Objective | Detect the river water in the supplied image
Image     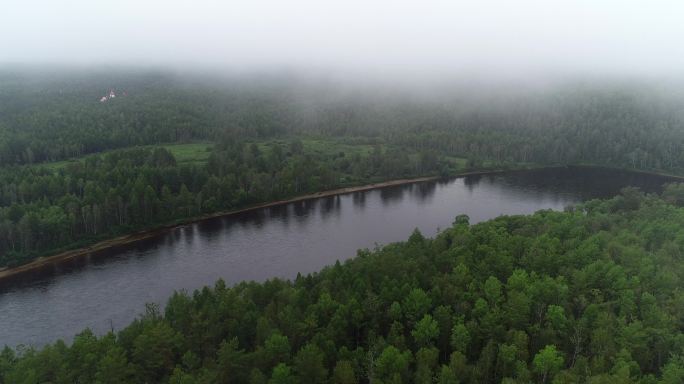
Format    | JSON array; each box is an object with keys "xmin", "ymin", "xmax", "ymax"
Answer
[{"xmin": 0, "ymin": 166, "xmax": 676, "ymax": 347}]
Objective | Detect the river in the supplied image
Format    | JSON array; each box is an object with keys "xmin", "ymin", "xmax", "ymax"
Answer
[{"xmin": 0, "ymin": 166, "xmax": 677, "ymax": 347}]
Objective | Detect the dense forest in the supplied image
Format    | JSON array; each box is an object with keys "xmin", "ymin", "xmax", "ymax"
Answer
[
  {"xmin": 0, "ymin": 138, "xmax": 452, "ymax": 267},
  {"xmin": 2, "ymin": 71, "xmax": 684, "ymax": 172},
  {"xmin": 3, "ymin": 70, "xmax": 684, "ymax": 268},
  {"xmin": 2, "ymin": 71, "xmax": 684, "ymax": 383},
  {"xmin": 3, "ymin": 187, "xmax": 684, "ymax": 383}
]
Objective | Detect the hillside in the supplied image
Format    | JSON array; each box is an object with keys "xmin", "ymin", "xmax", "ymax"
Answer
[{"xmin": 3, "ymin": 71, "xmax": 684, "ymax": 268}]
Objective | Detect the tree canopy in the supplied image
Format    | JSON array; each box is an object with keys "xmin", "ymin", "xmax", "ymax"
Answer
[{"xmin": 3, "ymin": 188, "xmax": 684, "ymax": 383}]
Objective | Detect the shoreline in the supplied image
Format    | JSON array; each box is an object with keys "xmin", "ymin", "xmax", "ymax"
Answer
[
  {"xmin": 569, "ymin": 163, "xmax": 684, "ymax": 182},
  {"xmin": 0, "ymin": 173, "xmax": 461, "ymax": 282},
  {"xmin": 2, "ymin": 163, "xmax": 674, "ymax": 283}
]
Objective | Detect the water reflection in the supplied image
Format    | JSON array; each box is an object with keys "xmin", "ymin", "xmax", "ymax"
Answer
[
  {"xmin": 379, "ymin": 185, "xmax": 406, "ymax": 206},
  {"xmin": 463, "ymin": 172, "xmax": 486, "ymax": 191},
  {"xmin": 0, "ymin": 166, "xmax": 676, "ymax": 347},
  {"xmin": 267, "ymin": 205, "xmax": 289, "ymax": 222},
  {"xmin": 319, "ymin": 196, "xmax": 341, "ymax": 219},
  {"xmin": 170, "ymin": 227, "xmax": 183, "ymax": 243},
  {"xmin": 352, "ymin": 191, "xmax": 366, "ymax": 209},
  {"xmin": 292, "ymin": 200, "xmax": 308, "ymax": 219},
  {"xmin": 183, "ymin": 226, "xmax": 195, "ymax": 245},
  {"xmin": 411, "ymin": 182, "xmax": 437, "ymax": 204}
]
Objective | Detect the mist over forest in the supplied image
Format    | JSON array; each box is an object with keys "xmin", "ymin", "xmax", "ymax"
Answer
[
  {"xmin": 2, "ymin": 67, "xmax": 684, "ymax": 172},
  {"xmin": 4, "ymin": 1, "xmax": 684, "ymax": 383}
]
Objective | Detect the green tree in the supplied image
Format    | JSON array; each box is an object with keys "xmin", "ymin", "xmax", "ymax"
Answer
[
  {"xmin": 216, "ymin": 337, "xmax": 247, "ymax": 383},
  {"xmin": 332, "ymin": 360, "xmax": 357, "ymax": 384},
  {"xmin": 484, "ymin": 276, "xmax": 503, "ymax": 304},
  {"xmin": 533, "ymin": 345, "xmax": 564, "ymax": 384},
  {"xmin": 450, "ymin": 322, "xmax": 470, "ymax": 353},
  {"xmin": 264, "ymin": 333, "xmax": 291, "ymax": 367},
  {"xmin": 403, "ymin": 288, "xmax": 431, "ymax": 325},
  {"xmin": 131, "ymin": 321, "xmax": 180, "ymax": 381},
  {"xmin": 659, "ymin": 356, "xmax": 684, "ymax": 384},
  {"xmin": 373, "ymin": 346, "xmax": 412, "ymax": 384},
  {"xmin": 412, "ymin": 314, "xmax": 439, "ymax": 347},
  {"xmin": 269, "ymin": 363, "xmax": 296, "ymax": 384},
  {"xmin": 415, "ymin": 347, "xmax": 439, "ymax": 384},
  {"xmin": 95, "ymin": 346, "xmax": 132, "ymax": 383},
  {"xmin": 437, "ymin": 365, "xmax": 459, "ymax": 384},
  {"xmin": 294, "ymin": 344, "xmax": 327, "ymax": 383}
]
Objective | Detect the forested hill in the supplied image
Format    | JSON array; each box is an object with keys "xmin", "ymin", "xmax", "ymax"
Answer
[
  {"xmin": 2, "ymin": 70, "xmax": 684, "ymax": 172},
  {"xmin": 4, "ymin": 187, "xmax": 684, "ymax": 383},
  {"xmin": 3, "ymin": 69, "xmax": 684, "ymax": 269}
]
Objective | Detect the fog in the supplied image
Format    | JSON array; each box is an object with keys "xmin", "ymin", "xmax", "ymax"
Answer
[{"xmin": 2, "ymin": 0, "xmax": 684, "ymax": 82}]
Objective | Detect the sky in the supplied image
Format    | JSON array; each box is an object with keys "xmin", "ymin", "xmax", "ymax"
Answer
[{"xmin": 2, "ymin": 0, "xmax": 684, "ymax": 80}]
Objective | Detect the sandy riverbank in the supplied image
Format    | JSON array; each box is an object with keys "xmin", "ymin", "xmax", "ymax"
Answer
[
  {"xmin": 0, "ymin": 174, "xmax": 456, "ymax": 282},
  {"xmin": 5, "ymin": 163, "xmax": 671, "ymax": 283}
]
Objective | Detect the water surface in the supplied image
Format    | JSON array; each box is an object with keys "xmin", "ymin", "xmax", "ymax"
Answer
[{"xmin": 0, "ymin": 166, "xmax": 675, "ymax": 347}]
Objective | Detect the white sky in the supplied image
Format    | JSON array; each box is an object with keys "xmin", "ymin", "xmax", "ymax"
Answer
[{"xmin": 1, "ymin": 0, "xmax": 683, "ymax": 79}]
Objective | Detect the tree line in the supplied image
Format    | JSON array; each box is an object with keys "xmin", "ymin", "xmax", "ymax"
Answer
[
  {"xmin": 0, "ymin": 140, "xmax": 451, "ymax": 267},
  {"xmin": 3, "ymin": 71, "xmax": 684, "ymax": 175},
  {"xmin": 3, "ymin": 187, "xmax": 684, "ymax": 383}
]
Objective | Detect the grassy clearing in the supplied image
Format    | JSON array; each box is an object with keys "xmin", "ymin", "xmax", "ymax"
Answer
[
  {"xmin": 38, "ymin": 142, "xmax": 214, "ymax": 171},
  {"xmin": 301, "ymin": 138, "xmax": 376, "ymax": 157},
  {"xmin": 35, "ymin": 138, "xmax": 470, "ymax": 175},
  {"xmin": 162, "ymin": 143, "xmax": 213, "ymax": 165},
  {"xmin": 41, "ymin": 159, "xmax": 79, "ymax": 171},
  {"xmin": 443, "ymin": 155, "xmax": 468, "ymax": 169},
  {"xmin": 257, "ymin": 138, "xmax": 384, "ymax": 156},
  {"xmin": 255, "ymin": 138, "xmax": 375, "ymax": 158},
  {"xmin": 38, "ymin": 138, "xmax": 378, "ymax": 172}
]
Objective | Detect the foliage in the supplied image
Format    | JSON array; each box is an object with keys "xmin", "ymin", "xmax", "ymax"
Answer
[
  {"xmin": 3, "ymin": 188, "xmax": 684, "ymax": 383},
  {"xmin": 4, "ymin": 70, "xmax": 684, "ymax": 267},
  {"xmin": 3, "ymin": 71, "xmax": 684, "ymax": 176},
  {"xmin": 0, "ymin": 138, "xmax": 454, "ymax": 267}
]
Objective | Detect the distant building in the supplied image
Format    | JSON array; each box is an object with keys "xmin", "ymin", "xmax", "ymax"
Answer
[
  {"xmin": 100, "ymin": 96, "xmax": 108, "ymax": 103},
  {"xmin": 109, "ymin": 90, "xmax": 116, "ymax": 98}
]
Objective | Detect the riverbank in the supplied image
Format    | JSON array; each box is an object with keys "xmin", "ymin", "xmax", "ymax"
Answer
[
  {"xmin": 0, "ymin": 173, "xmax": 458, "ymax": 282},
  {"xmin": 1, "ymin": 164, "xmax": 676, "ymax": 348},
  {"xmin": 7, "ymin": 163, "xmax": 667, "ymax": 283},
  {"xmin": 571, "ymin": 163, "xmax": 684, "ymax": 182}
]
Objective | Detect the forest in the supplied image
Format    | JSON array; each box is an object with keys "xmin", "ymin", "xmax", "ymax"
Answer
[
  {"xmin": 3, "ymin": 71, "xmax": 684, "ymax": 267},
  {"xmin": 3, "ymin": 187, "xmax": 684, "ymax": 383},
  {"xmin": 2, "ymin": 71, "xmax": 684, "ymax": 383},
  {"xmin": 0, "ymin": 138, "xmax": 453, "ymax": 267},
  {"xmin": 2, "ymin": 71, "xmax": 684, "ymax": 172},
  {"xmin": 4, "ymin": 0, "xmax": 684, "ymax": 380}
]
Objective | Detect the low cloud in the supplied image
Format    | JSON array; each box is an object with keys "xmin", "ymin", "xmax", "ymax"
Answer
[{"xmin": 2, "ymin": 0, "xmax": 683, "ymax": 82}]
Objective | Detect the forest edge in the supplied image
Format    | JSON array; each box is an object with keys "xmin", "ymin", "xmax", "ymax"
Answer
[
  {"xmin": 0, "ymin": 174, "xmax": 445, "ymax": 283},
  {"xmin": 4, "ymin": 164, "xmax": 682, "ymax": 284}
]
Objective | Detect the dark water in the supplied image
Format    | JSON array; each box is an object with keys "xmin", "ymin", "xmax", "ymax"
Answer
[{"xmin": 0, "ymin": 167, "xmax": 676, "ymax": 347}]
